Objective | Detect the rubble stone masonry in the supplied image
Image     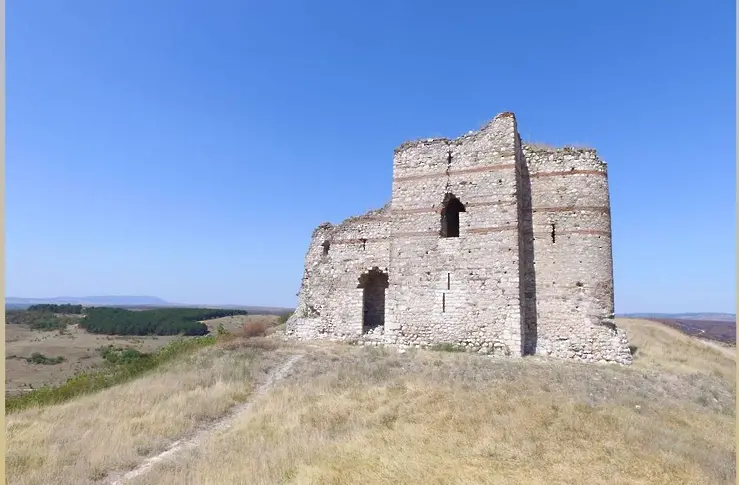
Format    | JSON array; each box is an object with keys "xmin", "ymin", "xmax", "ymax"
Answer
[{"xmin": 286, "ymin": 112, "xmax": 632, "ymax": 365}]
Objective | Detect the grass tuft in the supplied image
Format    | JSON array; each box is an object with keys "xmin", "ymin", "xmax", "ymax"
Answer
[
  {"xmin": 26, "ymin": 353, "xmax": 66, "ymax": 365},
  {"xmin": 430, "ymin": 343, "xmax": 467, "ymax": 353}
]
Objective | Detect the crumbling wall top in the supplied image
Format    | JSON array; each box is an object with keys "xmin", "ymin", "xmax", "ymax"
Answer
[
  {"xmin": 522, "ymin": 141, "xmax": 607, "ymax": 174},
  {"xmin": 311, "ymin": 202, "xmax": 391, "ymax": 238},
  {"xmin": 522, "ymin": 142, "xmax": 597, "ymax": 154},
  {"xmin": 393, "ymin": 111, "xmax": 518, "ymax": 155},
  {"xmin": 334, "ymin": 202, "xmax": 390, "ymax": 226},
  {"xmin": 393, "ymin": 137, "xmax": 452, "ymax": 154}
]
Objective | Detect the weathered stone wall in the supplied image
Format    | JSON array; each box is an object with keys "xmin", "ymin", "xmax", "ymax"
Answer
[
  {"xmin": 286, "ymin": 205, "xmax": 392, "ymax": 339},
  {"xmin": 520, "ymin": 144, "xmax": 631, "ymax": 364},
  {"xmin": 287, "ymin": 112, "xmax": 632, "ymax": 365},
  {"xmin": 385, "ymin": 113, "xmax": 523, "ymax": 355}
]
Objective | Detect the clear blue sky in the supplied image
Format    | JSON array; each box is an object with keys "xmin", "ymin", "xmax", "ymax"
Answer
[{"xmin": 7, "ymin": 0, "xmax": 735, "ymax": 312}]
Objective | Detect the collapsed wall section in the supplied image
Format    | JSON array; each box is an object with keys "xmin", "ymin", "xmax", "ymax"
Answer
[
  {"xmin": 521, "ymin": 144, "xmax": 632, "ymax": 364},
  {"xmin": 286, "ymin": 205, "xmax": 391, "ymax": 339},
  {"xmin": 386, "ymin": 113, "xmax": 524, "ymax": 355}
]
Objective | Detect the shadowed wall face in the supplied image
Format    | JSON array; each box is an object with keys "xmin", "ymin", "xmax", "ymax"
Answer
[{"xmin": 515, "ymin": 135, "xmax": 538, "ymax": 356}]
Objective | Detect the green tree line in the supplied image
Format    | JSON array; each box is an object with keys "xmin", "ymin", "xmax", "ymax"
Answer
[
  {"xmin": 79, "ymin": 307, "xmax": 248, "ymax": 336},
  {"xmin": 27, "ymin": 303, "xmax": 84, "ymax": 314},
  {"xmin": 7, "ymin": 306, "xmax": 249, "ymax": 336}
]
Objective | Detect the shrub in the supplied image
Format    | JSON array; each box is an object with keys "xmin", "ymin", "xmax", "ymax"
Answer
[
  {"xmin": 277, "ymin": 311, "xmax": 293, "ymax": 325},
  {"xmin": 26, "ymin": 353, "xmax": 66, "ymax": 365},
  {"xmin": 98, "ymin": 346, "xmax": 149, "ymax": 365},
  {"xmin": 216, "ymin": 323, "xmax": 230, "ymax": 337},
  {"xmin": 242, "ymin": 321, "xmax": 268, "ymax": 338}
]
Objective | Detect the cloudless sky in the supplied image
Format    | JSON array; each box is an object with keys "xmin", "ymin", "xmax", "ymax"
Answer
[{"xmin": 7, "ymin": 0, "xmax": 736, "ymax": 312}]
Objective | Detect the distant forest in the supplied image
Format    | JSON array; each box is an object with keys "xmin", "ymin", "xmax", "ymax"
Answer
[
  {"xmin": 7, "ymin": 306, "xmax": 248, "ymax": 336},
  {"xmin": 80, "ymin": 307, "xmax": 248, "ymax": 336},
  {"xmin": 27, "ymin": 303, "xmax": 85, "ymax": 314}
]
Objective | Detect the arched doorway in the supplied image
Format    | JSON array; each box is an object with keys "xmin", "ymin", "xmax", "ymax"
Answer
[{"xmin": 357, "ymin": 267, "xmax": 389, "ymax": 332}]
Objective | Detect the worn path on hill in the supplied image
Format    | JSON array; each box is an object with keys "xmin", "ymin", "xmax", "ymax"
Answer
[{"xmin": 106, "ymin": 352, "xmax": 304, "ymax": 485}]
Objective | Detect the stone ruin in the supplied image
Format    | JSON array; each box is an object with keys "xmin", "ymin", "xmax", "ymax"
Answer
[{"xmin": 286, "ymin": 112, "xmax": 632, "ymax": 365}]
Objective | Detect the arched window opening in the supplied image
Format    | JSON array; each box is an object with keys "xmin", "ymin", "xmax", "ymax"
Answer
[
  {"xmin": 357, "ymin": 267, "xmax": 389, "ymax": 332},
  {"xmin": 440, "ymin": 194, "xmax": 466, "ymax": 238},
  {"xmin": 321, "ymin": 240, "xmax": 330, "ymax": 256}
]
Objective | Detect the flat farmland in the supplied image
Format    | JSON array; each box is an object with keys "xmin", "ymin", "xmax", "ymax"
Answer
[
  {"xmin": 5, "ymin": 314, "xmax": 279, "ymax": 393},
  {"xmin": 648, "ymin": 318, "xmax": 736, "ymax": 345}
]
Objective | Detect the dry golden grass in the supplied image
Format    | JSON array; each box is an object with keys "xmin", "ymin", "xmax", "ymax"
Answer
[
  {"xmin": 240, "ymin": 321, "xmax": 269, "ymax": 338},
  {"xmin": 617, "ymin": 318, "xmax": 736, "ymax": 379},
  {"xmin": 203, "ymin": 314, "xmax": 278, "ymax": 334},
  {"xmin": 6, "ymin": 319, "xmax": 736, "ymax": 485},
  {"xmin": 128, "ymin": 319, "xmax": 735, "ymax": 485},
  {"xmin": 5, "ymin": 341, "xmax": 290, "ymax": 485}
]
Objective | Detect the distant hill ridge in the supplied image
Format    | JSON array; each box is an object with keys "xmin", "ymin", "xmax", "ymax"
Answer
[
  {"xmin": 619, "ymin": 312, "xmax": 736, "ymax": 323},
  {"xmin": 5, "ymin": 296, "xmax": 293, "ymax": 314},
  {"xmin": 6, "ymin": 296, "xmax": 168, "ymax": 306}
]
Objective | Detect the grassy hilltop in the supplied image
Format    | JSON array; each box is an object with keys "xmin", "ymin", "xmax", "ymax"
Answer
[{"xmin": 5, "ymin": 317, "xmax": 736, "ymax": 485}]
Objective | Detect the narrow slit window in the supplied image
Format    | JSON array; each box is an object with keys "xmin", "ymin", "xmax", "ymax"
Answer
[
  {"xmin": 442, "ymin": 293, "xmax": 446, "ymax": 312},
  {"xmin": 550, "ymin": 224, "xmax": 556, "ymax": 243},
  {"xmin": 447, "ymin": 273, "xmax": 451, "ymax": 290}
]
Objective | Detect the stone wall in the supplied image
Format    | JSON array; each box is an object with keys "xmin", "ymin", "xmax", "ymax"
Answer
[
  {"xmin": 385, "ymin": 113, "xmax": 523, "ymax": 355},
  {"xmin": 520, "ymin": 144, "xmax": 632, "ymax": 364},
  {"xmin": 286, "ymin": 112, "xmax": 632, "ymax": 365},
  {"xmin": 286, "ymin": 205, "xmax": 392, "ymax": 339}
]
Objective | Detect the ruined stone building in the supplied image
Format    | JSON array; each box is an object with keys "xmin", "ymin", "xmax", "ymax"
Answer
[{"xmin": 286, "ymin": 112, "xmax": 632, "ymax": 365}]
